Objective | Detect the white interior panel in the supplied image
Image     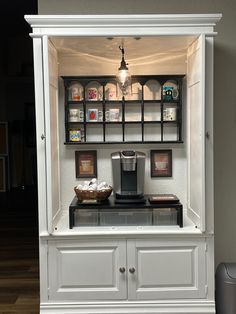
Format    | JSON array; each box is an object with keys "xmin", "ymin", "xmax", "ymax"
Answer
[
  {"xmin": 48, "ymin": 40, "xmax": 61, "ymax": 225},
  {"xmin": 42, "ymin": 37, "xmax": 60, "ymax": 233},
  {"xmin": 143, "ymin": 124, "xmax": 161, "ymax": 141},
  {"xmin": 49, "ymin": 87, "xmax": 60, "ymax": 220},
  {"xmin": 55, "ymin": 36, "xmax": 189, "ymax": 215},
  {"xmin": 59, "ymin": 148, "xmax": 187, "ymax": 217},
  {"xmin": 58, "ymin": 53, "xmax": 187, "ymax": 76},
  {"xmin": 105, "ymin": 124, "xmax": 123, "ymax": 142},
  {"xmin": 51, "ymin": 36, "xmax": 196, "ymax": 76},
  {"xmin": 189, "ymin": 84, "xmax": 202, "ymax": 218},
  {"xmin": 187, "ymin": 35, "xmax": 205, "ymax": 231}
]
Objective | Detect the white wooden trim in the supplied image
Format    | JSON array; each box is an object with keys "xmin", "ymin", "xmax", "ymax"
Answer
[
  {"xmin": 206, "ymin": 236, "xmax": 215, "ymax": 300},
  {"xmin": 205, "ymin": 37, "xmax": 214, "ymax": 234},
  {"xmin": 47, "ymin": 39, "xmax": 61, "ymax": 229},
  {"xmin": 201, "ymin": 34, "xmax": 206, "ymax": 232},
  {"xmin": 33, "ymin": 37, "xmax": 48, "ymax": 233},
  {"xmin": 25, "ymin": 14, "xmax": 222, "ymax": 28},
  {"xmin": 39, "ymin": 239, "xmax": 49, "ymax": 302},
  {"xmin": 42, "ymin": 36, "xmax": 53, "ymax": 234},
  {"xmin": 187, "ymin": 34, "xmax": 206, "ymax": 232},
  {"xmin": 39, "ymin": 301, "xmax": 216, "ymax": 313},
  {"xmin": 25, "ymin": 14, "xmax": 221, "ymax": 37}
]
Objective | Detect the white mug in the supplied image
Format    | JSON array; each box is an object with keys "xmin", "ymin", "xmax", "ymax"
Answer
[
  {"xmin": 71, "ymin": 86, "xmax": 81, "ymax": 101},
  {"xmin": 87, "ymin": 88, "xmax": 98, "ymax": 100},
  {"xmin": 105, "ymin": 108, "xmax": 120, "ymax": 121},
  {"xmin": 163, "ymin": 108, "xmax": 177, "ymax": 121},
  {"xmin": 106, "ymin": 88, "xmax": 117, "ymax": 100},
  {"xmin": 68, "ymin": 109, "xmax": 84, "ymax": 122},
  {"xmin": 98, "ymin": 110, "xmax": 103, "ymax": 121}
]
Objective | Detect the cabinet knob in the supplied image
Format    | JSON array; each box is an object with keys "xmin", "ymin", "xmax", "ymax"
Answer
[
  {"xmin": 119, "ymin": 267, "xmax": 126, "ymax": 273},
  {"xmin": 129, "ymin": 267, "xmax": 135, "ymax": 274}
]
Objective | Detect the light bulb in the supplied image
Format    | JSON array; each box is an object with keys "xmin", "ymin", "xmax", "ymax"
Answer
[{"xmin": 117, "ymin": 70, "xmax": 131, "ymax": 95}]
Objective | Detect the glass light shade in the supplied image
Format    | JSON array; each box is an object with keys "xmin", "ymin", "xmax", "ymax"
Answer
[{"xmin": 116, "ymin": 69, "xmax": 131, "ymax": 95}]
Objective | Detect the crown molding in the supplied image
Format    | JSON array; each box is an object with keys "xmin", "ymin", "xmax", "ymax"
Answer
[{"xmin": 25, "ymin": 14, "xmax": 222, "ymax": 37}]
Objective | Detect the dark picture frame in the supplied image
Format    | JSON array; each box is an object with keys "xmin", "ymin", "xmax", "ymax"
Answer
[
  {"xmin": 150, "ymin": 150, "xmax": 172, "ymax": 177},
  {"xmin": 75, "ymin": 150, "xmax": 97, "ymax": 178}
]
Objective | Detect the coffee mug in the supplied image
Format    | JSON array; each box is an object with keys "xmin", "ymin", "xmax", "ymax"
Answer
[
  {"xmin": 106, "ymin": 88, "xmax": 117, "ymax": 100},
  {"xmin": 98, "ymin": 110, "xmax": 103, "ymax": 121},
  {"xmin": 71, "ymin": 86, "xmax": 81, "ymax": 101},
  {"xmin": 87, "ymin": 88, "xmax": 98, "ymax": 100},
  {"xmin": 172, "ymin": 88, "xmax": 179, "ymax": 100},
  {"xmin": 105, "ymin": 108, "xmax": 120, "ymax": 121},
  {"xmin": 163, "ymin": 86, "xmax": 173, "ymax": 100},
  {"xmin": 68, "ymin": 109, "xmax": 84, "ymax": 122},
  {"xmin": 69, "ymin": 129, "xmax": 81, "ymax": 142},
  {"xmin": 87, "ymin": 109, "xmax": 98, "ymax": 121},
  {"xmin": 163, "ymin": 108, "xmax": 177, "ymax": 121}
]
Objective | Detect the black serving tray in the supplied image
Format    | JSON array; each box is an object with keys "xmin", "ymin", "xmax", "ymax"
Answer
[{"xmin": 148, "ymin": 194, "xmax": 179, "ymax": 204}]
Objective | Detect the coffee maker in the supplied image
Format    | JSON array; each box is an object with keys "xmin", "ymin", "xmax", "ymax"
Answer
[{"xmin": 111, "ymin": 151, "xmax": 146, "ymax": 203}]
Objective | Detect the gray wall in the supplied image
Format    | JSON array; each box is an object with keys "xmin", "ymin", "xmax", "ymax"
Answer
[{"xmin": 38, "ymin": 0, "xmax": 236, "ymax": 267}]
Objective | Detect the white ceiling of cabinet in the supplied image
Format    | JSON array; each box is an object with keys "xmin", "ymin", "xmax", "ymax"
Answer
[{"xmin": 50, "ymin": 35, "xmax": 197, "ymax": 62}]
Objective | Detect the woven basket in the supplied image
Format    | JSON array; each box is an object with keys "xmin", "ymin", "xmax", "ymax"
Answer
[{"xmin": 74, "ymin": 186, "xmax": 112, "ymax": 201}]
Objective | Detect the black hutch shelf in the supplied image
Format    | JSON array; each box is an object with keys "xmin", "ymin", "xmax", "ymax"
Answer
[
  {"xmin": 62, "ymin": 75, "xmax": 185, "ymax": 145},
  {"xmin": 69, "ymin": 195, "xmax": 183, "ymax": 229}
]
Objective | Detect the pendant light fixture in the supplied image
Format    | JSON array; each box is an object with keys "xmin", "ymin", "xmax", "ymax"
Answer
[{"xmin": 116, "ymin": 44, "xmax": 131, "ymax": 95}]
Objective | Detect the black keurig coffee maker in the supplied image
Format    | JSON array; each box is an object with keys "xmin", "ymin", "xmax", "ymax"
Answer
[{"xmin": 111, "ymin": 151, "xmax": 146, "ymax": 203}]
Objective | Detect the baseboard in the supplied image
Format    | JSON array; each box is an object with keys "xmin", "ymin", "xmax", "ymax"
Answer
[{"xmin": 40, "ymin": 300, "xmax": 215, "ymax": 314}]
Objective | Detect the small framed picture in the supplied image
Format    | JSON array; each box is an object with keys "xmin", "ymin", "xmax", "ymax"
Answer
[
  {"xmin": 75, "ymin": 150, "xmax": 97, "ymax": 178},
  {"xmin": 150, "ymin": 150, "xmax": 172, "ymax": 177}
]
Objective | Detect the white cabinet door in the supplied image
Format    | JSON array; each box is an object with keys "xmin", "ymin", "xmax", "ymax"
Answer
[
  {"xmin": 42, "ymin": 36, "xmax": 61, "ymax": 233},
  {"xmin": 48, "ymin": 239, "xmax": 126, "ymax": 301},
  {"xmin": 187, "ymin": 34, "xmax": 206, "ymax": 232},
  {"xmin": 127, "ymin": 238, "xmax": 206, "ymax": 300}
]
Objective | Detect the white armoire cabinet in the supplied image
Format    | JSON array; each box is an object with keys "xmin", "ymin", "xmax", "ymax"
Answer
[{"xmin": 25, "ymin": 14, "xmax": 221, "ymax": 314}]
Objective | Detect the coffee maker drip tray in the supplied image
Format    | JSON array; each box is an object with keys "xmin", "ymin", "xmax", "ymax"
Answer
[{"xmin": 115, "ymin": 193, "xmax": 146, "ymax": 204}]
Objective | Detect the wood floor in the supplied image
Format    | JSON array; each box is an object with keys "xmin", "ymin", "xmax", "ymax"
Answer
[{"xmin": 0, "ymin": 187, "xmax": 39, "ymax": 314}]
